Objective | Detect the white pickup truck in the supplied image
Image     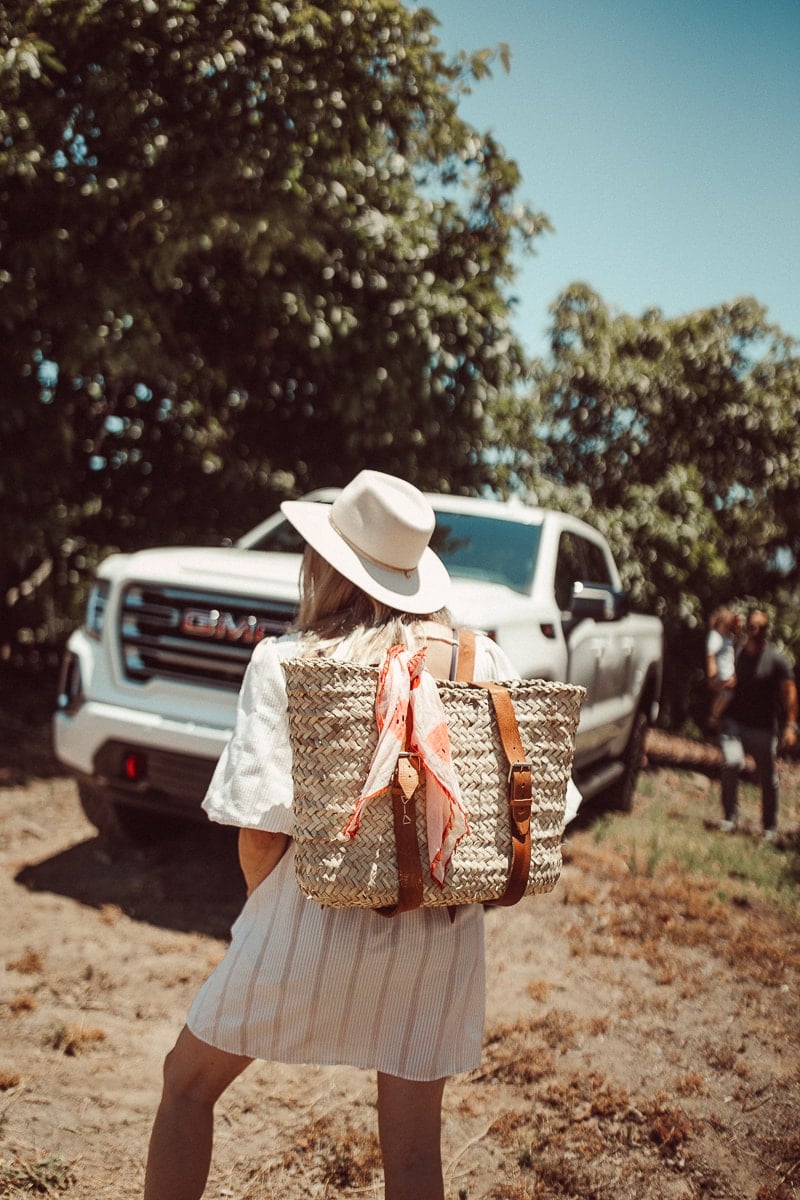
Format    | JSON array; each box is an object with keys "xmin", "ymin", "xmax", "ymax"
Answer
[{"xmin": 54, "ymin": 491, "xmax": 663, "ymax": 839}]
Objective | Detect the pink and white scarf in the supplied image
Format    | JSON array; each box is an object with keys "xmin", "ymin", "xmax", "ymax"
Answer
[{"xmin": 341, "ymin": 644, "xmax": 470, "ymax": 887}]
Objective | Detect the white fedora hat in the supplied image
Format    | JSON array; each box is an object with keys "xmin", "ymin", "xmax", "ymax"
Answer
[{"xmin": 281, "ymin": 470, "xmax": 451, "ymax": 614}]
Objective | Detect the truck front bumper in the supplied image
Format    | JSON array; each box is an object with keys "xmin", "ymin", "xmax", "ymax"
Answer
[{"xmin": 54, "ymin": 698, "xmax": 230, "ymax": 808}]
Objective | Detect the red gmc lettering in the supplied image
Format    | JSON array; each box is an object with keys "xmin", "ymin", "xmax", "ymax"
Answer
[{"xmin": 180, "ymin": 609, "xmax": 270, "ymax": 644}]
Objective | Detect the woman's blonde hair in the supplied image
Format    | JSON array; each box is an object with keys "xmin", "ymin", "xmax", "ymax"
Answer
[
  {"xmin": 709, "ymin": 605, "xmax": 735, "ymax": 633},
  {"xmin": 292, "ymin": 547, "xmax": 451, "ymax": 664}
]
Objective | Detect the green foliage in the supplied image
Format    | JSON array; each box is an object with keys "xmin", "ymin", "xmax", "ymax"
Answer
[
  {"xmin": 530, "ymin": 284, "xmax": 800, "ymax": 724},
  {"xmin": 0, "ymin": 0, "xmax": 548, "ymax": 653},
  {"xmin": 4, "ymin": 1, "xmax": 797, "ymax": 716}
]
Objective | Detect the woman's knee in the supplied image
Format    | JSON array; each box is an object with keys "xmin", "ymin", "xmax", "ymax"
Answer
[{"xmin": 161, "ymin": 1026, "xmax": 250, "ymax": 1108}]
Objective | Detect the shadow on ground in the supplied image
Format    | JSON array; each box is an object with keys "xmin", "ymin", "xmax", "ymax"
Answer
[{"xmin": 15, "ymin": 822, "xmax": 244, "ymax": 939}]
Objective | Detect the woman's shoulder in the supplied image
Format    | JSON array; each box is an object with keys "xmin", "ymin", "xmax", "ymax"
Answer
[
  {"xmin": 242, "ymin": 634, "xmax": 306, "ymax": 690},
  {"xmin": 251, "ymin": 633, "xmax": 303, "ymax": 665}
]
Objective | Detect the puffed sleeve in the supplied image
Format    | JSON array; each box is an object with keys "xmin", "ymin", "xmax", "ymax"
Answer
[
  {"xmin": 201, "ymin": 639, "xmax": 295, "ymax": 833},
  {"xmin": 472, "ymin": 634, "xmax": 519, "ymax": 683}
]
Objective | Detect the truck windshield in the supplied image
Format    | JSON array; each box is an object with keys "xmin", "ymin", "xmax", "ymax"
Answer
[
  {"xmin": 431, "ymin": 512, "xmax": 541, "ymax": 594},
  {"xmin": 247, "ymin": 510, "xmax": 541, "ymax": 595}
]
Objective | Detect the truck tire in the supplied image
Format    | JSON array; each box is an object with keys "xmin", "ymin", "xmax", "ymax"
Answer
[
  {"xmin": 77, "ymin": 780, "xmax": 179, "ymax": 845},
  {"xmin": 605, "ymin": 710, "xmax": 649, "ymax": 813}
]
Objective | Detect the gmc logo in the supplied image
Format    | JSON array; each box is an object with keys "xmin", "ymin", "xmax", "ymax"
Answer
[{"xmin": 181, "ymin": 608, "xmax": 273, "ymax": 645}]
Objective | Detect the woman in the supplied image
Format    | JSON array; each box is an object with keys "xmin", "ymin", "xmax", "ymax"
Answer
[
  {"xmin": 705, "ymin": 605, "xmax": 740, "ymax": 732},
  {"xmin": 143, "ymin": 470, "xmax": 518, "ymax": 1200}
]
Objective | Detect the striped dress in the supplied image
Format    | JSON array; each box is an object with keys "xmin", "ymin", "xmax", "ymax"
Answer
[{"xmin": 187, "ymin": 632, "xmax": 517, "ymax": 1081}]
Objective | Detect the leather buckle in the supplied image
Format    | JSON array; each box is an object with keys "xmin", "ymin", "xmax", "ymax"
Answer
[
  {"xmin": 507, "ymin": 761, "xmax": 532, "ymax": 789},
  {"xmin": 395, "ymin": 752, "xmax": 422, "ymax": 808},
  {"xmin": 507, "ymin": 762, "xmax": 532, "ymax": 838}
]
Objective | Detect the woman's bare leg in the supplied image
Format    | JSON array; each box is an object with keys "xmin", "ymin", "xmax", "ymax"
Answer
[
  {"xmin": 376, "ymin": 1072, "xmax": 447, "ymax": 1200},
  {"xmin": 144, "ymin": 1025, "xmax": 252, "ymax": 1200}
]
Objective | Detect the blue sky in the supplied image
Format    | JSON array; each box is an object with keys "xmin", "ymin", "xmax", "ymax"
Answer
[{"xmin": 423, "ymin": 0, "xmax": 800, "ymax": 356}]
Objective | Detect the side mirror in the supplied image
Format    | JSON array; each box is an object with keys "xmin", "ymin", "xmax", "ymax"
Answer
[{"xmin": 570, "ymin": 582, "xmax": 629, "ymax": 623}]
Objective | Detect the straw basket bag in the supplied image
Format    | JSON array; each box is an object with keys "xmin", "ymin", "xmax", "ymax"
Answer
[{"xmin": 283, "ymin": 642, "xmax": 585, "ymax": 914}]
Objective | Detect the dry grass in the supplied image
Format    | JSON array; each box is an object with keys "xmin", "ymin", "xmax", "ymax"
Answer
[
  {"xmin": 253, "ymin": 1114, "xmax": 385, "ymax": 1199},
  {"xmin": 592, "ymin": 763, "xmax": 800, "ymax": 920},
  {"xmin": 6, "ymin": 996, "xmax": 37, "ymax": 1016},
  {"xmin": 6, "ymin": 951, "xmax": 44, "ymax": 976},
  {"xmin": 0, "ymin": 1155, "xmax": 76, "ymax": 1195},
  {"xmin": 673, "ymin": 1071, "xmax": 707, "ymax": 1096},
  {"xmin": 47, "ymin": 1024, "xmax": 106, "ymax": 1056},
  {"xmin": 1, "ymin": 726, "xmax": 798, "ymax": 1199},
  {"xmin": 566, "ymin": 767, "xmax": 800, "ymax": 1006},
  {"xmin": 450, "ymin": 759, "xmax": 800, "ymax": 1200},
  {"xmin": 470, "ymin": 1069, "xmax": 684, "ymax": 1199}
]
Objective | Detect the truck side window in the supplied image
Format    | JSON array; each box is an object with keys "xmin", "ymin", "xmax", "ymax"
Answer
[
  {"xmin": 555, "ymin": 533, "xmax": 583, "ymax": 612},
  {"xmin": 582, "ymin": 539, "xmax": 613, "ymax": 586}
]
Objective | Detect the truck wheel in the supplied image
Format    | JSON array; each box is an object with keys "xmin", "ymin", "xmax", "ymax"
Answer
[
  {"xmin": 77, "ymin": 781, "xmax": 178, "ymax": 845},
  {"xmin": 606, "ymin": 710, "xmax": 649, "ymax": 813}
]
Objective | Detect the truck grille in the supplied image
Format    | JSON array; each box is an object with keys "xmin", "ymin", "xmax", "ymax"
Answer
[{"xmin": 119, "ymin": 584, "xmax": 297, "ymax": 688}]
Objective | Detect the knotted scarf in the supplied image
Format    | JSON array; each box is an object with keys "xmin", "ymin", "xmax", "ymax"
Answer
[{"xmin": 341, "ymin": 644, "xmax": 470, "ymax": 886}]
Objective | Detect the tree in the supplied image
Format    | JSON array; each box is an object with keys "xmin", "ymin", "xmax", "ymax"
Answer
[
  {"xmin": 530, "ymin": 284, "xmax": 800, "ymax": 725},
  {"xmin": 0, "ymin": 0, "xmax": 549, "ymax": 656}
]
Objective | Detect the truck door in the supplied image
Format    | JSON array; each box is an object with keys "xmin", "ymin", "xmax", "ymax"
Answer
[
  {"xmin": 556, "ymin": 532, "xmax": 628, "ymax": 760},
  {"xmin": 555, "ymin": 535, "xmax": 599, "ymax": 699}
]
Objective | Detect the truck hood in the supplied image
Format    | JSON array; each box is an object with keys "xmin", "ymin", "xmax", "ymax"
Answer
[
  {"xmin": 99, "ymin": 547, "xmax": 530, "ymax": 618},
  {"xmin": 446, "ymin": 577, "xmax": 534, "ymax": 628},
  {"xmin": 101, "ymin": 546, "xmax": 303, "ymax": 604}
]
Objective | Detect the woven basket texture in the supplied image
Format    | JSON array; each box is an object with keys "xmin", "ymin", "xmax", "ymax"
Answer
[{"xmin": 283, "ymin": 658, "xmax": 585, "ymax": 908}]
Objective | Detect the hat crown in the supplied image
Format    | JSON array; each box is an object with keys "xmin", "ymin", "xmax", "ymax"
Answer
[
  {"xmin": 330, "ymin": 471, "xmax": 435, "ymax": 574},
  {"xmin": 280, "ymin": 469, "xmax": 450, "ymax": 614}
]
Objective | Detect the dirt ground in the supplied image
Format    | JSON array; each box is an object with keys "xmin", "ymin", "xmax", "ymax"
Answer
[{"xmin": 1, "ymin": 702, "xmax": 799, "ymax": 1199}]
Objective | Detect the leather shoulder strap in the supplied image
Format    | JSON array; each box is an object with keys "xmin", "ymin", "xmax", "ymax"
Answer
[
  {"xmin": 377, "ymin": 754, "xmax": 424, "ymax": 917},
  {"xmin": 470, "ymin": 682, "xmax": 532, "ymax": 907},
  {"xmin": 455, "ymin": 628, "xmax": 476, "ymax": 682},
  {"xmin": 454, "ymin": 627, "xmax": 531, "ymax": 910}
]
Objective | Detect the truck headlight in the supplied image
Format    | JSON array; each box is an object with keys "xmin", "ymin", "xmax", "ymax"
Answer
[{"xmin": 85, "ymin": 580, "xmax": 110, "ymax": 638}]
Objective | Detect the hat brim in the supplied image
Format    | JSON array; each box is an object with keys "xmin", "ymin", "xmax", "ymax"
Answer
[{"xmin": 281, "ymin": 500, "xmax": 451, "ymax": 615}]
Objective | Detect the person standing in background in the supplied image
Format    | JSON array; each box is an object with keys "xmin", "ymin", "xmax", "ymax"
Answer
[{"xmin": 718, "ymin": 608, "xmax": 798, "ymax": 839}]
